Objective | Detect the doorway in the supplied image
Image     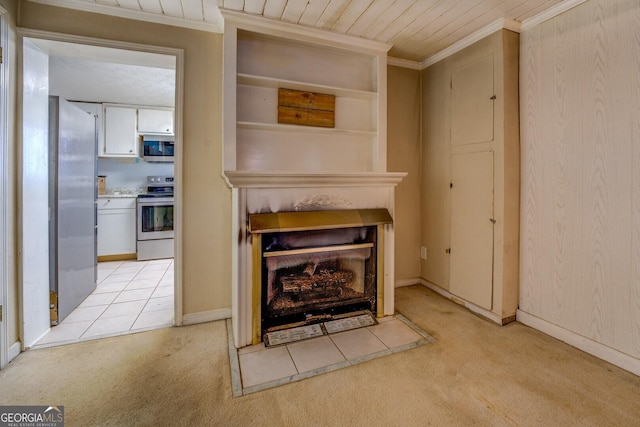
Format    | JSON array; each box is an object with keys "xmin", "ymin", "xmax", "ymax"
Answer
[{"xmin": 19, "ymin": 30, "xmax": 183, "ymax": 348}]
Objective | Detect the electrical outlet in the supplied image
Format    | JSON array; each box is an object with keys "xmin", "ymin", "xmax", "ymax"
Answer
[{"xmin": 420, "ymin": 246, "xmax": 427, "ymax": 260}]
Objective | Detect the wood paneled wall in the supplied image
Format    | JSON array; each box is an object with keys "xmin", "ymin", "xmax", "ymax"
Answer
[{"xmin": 520, "ymin": 0, "xmax": 640, "ymax": 359}]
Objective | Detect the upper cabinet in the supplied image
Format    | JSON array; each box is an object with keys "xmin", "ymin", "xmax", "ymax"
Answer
[
  {"xmin": 103, "ymin": 105, "xmax": 138, "ymax": 157},
  {"xmin": 100, "ymin": 104, "xmax": 174, "ymax": 158},
  {"xmin": 222, "ymin": 11, "xmax": 391, "ymax": 173},
  {"xmin": 137, "ymin": 108, "xmax": 174, "ymax": 134}
]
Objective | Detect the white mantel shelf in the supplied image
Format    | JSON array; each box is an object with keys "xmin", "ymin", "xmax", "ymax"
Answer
[{"xmin": 223, "ymin": 171, "xmax": 407, "ymax": 188}]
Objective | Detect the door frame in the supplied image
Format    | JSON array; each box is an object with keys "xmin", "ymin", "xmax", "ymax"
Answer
[
  {"xmin": 17, "ymin": 28, "xmax": 185, "ymax": 346},
  {"xmin": 0, "ymin": 5, "xmax": 9, "ymax": 368}
]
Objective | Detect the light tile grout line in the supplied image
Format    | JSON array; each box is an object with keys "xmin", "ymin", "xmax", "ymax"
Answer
[
  {"xmin": 33, "ymin": 260, "xmax": 175, "ymax": 349},
  {"xmin": 230, "ymin": 314, "xmax": 437, "ymax": 397}
]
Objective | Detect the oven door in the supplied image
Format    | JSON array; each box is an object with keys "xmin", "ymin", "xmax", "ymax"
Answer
[{"xmin": 137, "ymin": 197, "xmax": 174, "ymax": 241}]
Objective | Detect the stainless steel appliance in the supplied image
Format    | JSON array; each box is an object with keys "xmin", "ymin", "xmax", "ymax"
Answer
[
  {"xmin": 142, "ymin": 135, "xmax": 174, "ymax": 162},
  {"xmin": 137, "ymin": 176, "xmax": 174, "ymax": 260},
  {"xmin": 48, "ymin": 96, "xmax": 97, "ymax": 323}
]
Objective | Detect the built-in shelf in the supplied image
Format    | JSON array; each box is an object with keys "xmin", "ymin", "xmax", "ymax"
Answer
[
  {"xmin": 224, "ymin": 13, "xmax": 390, "ymax": 173},
  {"xmin": 236, "ymin": 121, "xmax": 377, "ymax": 136},
  {"xmin": 237, "ymin": 73, "xmax": 378, "ymax": 100}
]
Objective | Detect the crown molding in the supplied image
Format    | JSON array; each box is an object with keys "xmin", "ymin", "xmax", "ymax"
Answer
[
  {"xmin": 387, "ymin": 57, "xmax": 421, "ymax": 70},
  {"xmin": 26, "ymin": 0, "xmax": 224, "ymax": 33},
  {"xmin": 520, "ymin": 0, "xmax": 589, "ymax": 31},
  {"xmin": 421, "ymin": 17, "xmax": 521, "ymax": 69}
]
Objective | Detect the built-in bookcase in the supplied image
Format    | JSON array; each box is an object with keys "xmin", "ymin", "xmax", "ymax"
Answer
[{"xmin": 222, "ymin": 11, "xmax": 391, "ymax": 173}]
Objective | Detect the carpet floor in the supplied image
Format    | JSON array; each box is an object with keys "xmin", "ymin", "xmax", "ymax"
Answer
[{"xmin": 1, "ymin": 285, "xmax": 639, "ymax": 426}]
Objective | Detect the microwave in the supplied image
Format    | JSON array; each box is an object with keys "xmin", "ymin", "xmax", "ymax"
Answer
[{"xmin": 142, "ymin": 135, "xmax": 174, "ymax": 162}]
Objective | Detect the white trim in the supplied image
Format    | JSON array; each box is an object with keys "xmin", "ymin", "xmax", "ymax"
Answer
[
  {"xmin": 520, "ymin": 0, "xmax": 590, "ymax": 31},
  {"xmin": 26, "ymin": 0, "xmax": 224, "ymax": 34},
  {"xmin": 421, "ymin": 18, "xmax": 521, "ymax": 69},
  {"xmin": 172, "ymin": 46, "xmax": 185, "ymax": 328},
  {"xmin": 0, "ymin": 6, "xmax": 9, "ymax": 369},
  {"xmin": 517, "ymin": 310, "xmax": 640, "ymax": 377},
  {"xmin": 394, "ymin": 278, "xmax": 422, "ymax": 288},
  {"xmin": 16, "ymin": 28, "xmax": 185, "ymax": 336},
  {"xmin": 220, "ymin": 9, "xmax": 392, "ymax": 55},
  {"xmin": 223, "ymin": 171, "xmax": 407, "ymax": 189},
  {"xmin": 182, "ymin": 308, "xmax": 232, "ymax": 326},
  {"xmin": 17, "ymin": 28, "xmax": 183, "ymax": 58},
  {"xmin": 387, "ymin": 57, "xmax": 421, "ymax": 70},
  {"xmin": 419, "ymin": 280, "xmax": 504, "ymax": 325},
  {"xmin": 8, "ymin": 341, "xmax": 20, "ymax": 363}
]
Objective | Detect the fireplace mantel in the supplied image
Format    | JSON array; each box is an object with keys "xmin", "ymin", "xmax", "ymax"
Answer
[{"xmin": 223, "ymin": 171, "xmax": 407, "ymax": 189}]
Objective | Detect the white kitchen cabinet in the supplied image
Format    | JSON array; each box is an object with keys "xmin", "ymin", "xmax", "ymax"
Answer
[
  {"xmin": 137, "ymin": 108, "xmax": 174, "ymax": 134},
  {"xmin": 97, "ymin": 198, "xmax": 136, "ymax": 257},
  {"xmin": 103, "ymin": 105, "xmax": 138, "ymax": 157}
]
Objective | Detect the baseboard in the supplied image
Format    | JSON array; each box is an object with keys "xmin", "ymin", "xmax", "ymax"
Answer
[
  {"xmin": 517, "ymin": 310, "xmax": 640, "ymax": 377},
  {"xmin": 97, "ymin": 253, "xmax": 136, "ymax": 262},
  {"xmin": 418, "ymin": 280, "xmax": 510, "ymax": 325},
  {"xmin": 182, "ymin": 307, "xmax": 231, "ymax": 326},
  {"xmin": 394, "ymin": 278, "xmax": 422, "ymax": 288},
  {"xmin": 8, "ymin": 341, "xmax": 20, "ymax": 363}
]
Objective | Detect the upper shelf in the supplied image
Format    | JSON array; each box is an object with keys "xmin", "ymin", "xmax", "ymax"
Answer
[
  {"xmin": 236, "ymin": 121, "xmax": 377, "ymax": 136},
  {"xmin": 237, "ymin": 73, "xmax": 378, "ymax": 101}
]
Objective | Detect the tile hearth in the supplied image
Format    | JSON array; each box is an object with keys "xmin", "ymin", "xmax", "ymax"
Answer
[{"xmin": 227, "ymin": 314, "xmax": 435, "ymax": 396}]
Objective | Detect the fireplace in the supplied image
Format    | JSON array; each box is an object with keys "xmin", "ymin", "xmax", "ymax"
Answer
[
  {"xmin": 248, "ymin": 209, "xmax": 392, "ymax": 341},
  {"xmin": 224, "ymin": 172, "xmax": 406, "ymax": 347}
]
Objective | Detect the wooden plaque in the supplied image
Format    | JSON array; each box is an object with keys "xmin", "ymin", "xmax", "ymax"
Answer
[{"xmin": 277, "ymin": 88, "xmax": 335, "ymax": 128}]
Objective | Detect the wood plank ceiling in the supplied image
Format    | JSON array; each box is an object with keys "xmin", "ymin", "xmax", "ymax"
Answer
[{"xmin": 33, "ymin": 0, "xmax": 567, "ymax": 62}]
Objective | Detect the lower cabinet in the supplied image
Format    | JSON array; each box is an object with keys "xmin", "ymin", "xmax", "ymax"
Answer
[{"xmin": 97, "ymin": 198, "xmax": 136, "ymax": 258}]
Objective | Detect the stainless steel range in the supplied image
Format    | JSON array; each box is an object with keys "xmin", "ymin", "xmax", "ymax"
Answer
[{"xmin": 137, "ymin": 176, "xmax": 174, "ymax": 261}]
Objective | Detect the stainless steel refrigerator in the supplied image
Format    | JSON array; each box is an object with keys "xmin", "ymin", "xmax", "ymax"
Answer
[{"xmin": 48, "ymin": 96, "xmax": 97, "ymax": 324}]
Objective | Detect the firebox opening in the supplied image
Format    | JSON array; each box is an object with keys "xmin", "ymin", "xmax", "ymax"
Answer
[{"xmin": 261, "ymin": 226, "xmax": 378, "ymax": 334}]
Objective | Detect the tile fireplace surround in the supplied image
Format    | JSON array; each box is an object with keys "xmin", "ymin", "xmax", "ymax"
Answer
[{"xmin": 224, "ymin": 172, "xmax": 406, "ymax": 348}]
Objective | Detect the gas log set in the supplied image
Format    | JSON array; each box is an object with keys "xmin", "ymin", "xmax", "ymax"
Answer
[
  {"xmin": 248, "ymin": 209, "xmax": 392, "ymax": 339},
  {"xmin": 261, "ymin": 226, "xmax": 378, "ymax": 332}
]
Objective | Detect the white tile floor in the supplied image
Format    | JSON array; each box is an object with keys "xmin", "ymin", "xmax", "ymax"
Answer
[
  {"xmin": 233, "ymin": 315, "xmax": 435, "ymax": 395},
  {"xmin": 35, "ymin": 259, "xmax": 174, "ymax": 348}
]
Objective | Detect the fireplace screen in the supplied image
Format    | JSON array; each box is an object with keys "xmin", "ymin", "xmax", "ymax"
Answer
[{"xmin": 260, "ymin": 226, "xmax": 377, "ymax": 332}]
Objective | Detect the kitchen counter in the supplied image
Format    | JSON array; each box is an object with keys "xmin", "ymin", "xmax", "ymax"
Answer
[
  {"xmin": 98, "ymin": 188, "xmax": 145, "ymax": 198},
  {"xmin": 98, "ymin": 193, "xmax": 140, "ymax": 199}
]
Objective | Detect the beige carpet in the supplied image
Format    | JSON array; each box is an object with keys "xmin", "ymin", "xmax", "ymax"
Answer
[{"xmin": 1, "ymin": 285, "xmax": 639, "ymax": 426}]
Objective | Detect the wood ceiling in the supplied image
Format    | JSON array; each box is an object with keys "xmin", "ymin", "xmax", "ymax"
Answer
[{"xmin": 31, "ymin": 0, "xmax": 578, "ymax": 63}]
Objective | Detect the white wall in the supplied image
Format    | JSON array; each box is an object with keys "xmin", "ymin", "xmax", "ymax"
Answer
[{"xmin": 519, "ymin": 0, "xmax": 640, "ymax": 372}]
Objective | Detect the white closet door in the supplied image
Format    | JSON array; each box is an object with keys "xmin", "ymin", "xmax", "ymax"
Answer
[{"xmin": 449, "ymin": 151, "xmax": 494, "ymax": 310}]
